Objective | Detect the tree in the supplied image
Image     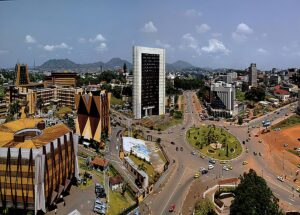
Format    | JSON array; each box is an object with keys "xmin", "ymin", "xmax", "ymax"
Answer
[
  {"xmin": 226, "ymin": 144, "xmax": 229, "ymax": 157},
  {"xmin": 24, "ymin": 105, "xmax": 29, "ymax": 117},
  {"xmin": 123, "ymin": 63, "xmax": 127, "ymax": 74},
  {"xmin": 230, "ymin": 169, "xmax": 283, "ymax": 215},
  {"xmin": 245, "ymin": 86, "xmax": 266, "ymax": 102},
  {"xmin": 195, "ymin": 198, "xmax": 216, "ymax": 215},
  {"xmin": 36, "ymin": 98, "xmax": 44, "ymax": 114},
  {"xmin": 238, "ymin": 116, "xmax": 243, "ymax": 125},
  {"xmin": 8, "ymin": 100, "xmax": 20, "ymax": 118},
  {"xmin": 67, "ymin": 116, "xmax": 75, "ymax": 131}
]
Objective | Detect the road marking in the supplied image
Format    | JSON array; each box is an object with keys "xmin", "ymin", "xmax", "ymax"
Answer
[
  {"xmin": 289, "ymin": 198, "xmax": 295, "ymax": 202},
  {"xmin": 273, "ymin": 192, "xmax": 280, "ymax": 197},
  {"xmin": 159, "ymin": 168, "xmax": 187, "ymax": 215}
]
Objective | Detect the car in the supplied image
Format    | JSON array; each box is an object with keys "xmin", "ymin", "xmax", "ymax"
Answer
[
  {"xmin": 223, "ymin": 166, "xmax": 229, "ymax": 171},
  {"xmin": 255, "ymin": 134, "xmax": 259, "ymax": 137},
  {"xmin": 208, "ymin": 164, "xmax": 214, "ymax": 170},
  {"xmin": 227, "ymin": 165, "xmax": 233, "ymax": 170},
  {"xmin": 298, "ymin": 138, "xmax": 300, "ymax": 141},
  {"xmin": 169, "ymin": 204, "xmax": 176, "ymax": 212},
  {"xmin": 194, "ymin": 173, "xmax": 200, "ymax": 179},
  {"xmin": 201, "ymin": 169, "xmax": 208, "ymax": 175},
  {"xmin": 220, "ymin": 161, "xmax": 227, "ymax": 164},
  {"xmin": 199, "ymin": 167, "xmax": 205, "ymax": 172},
  {"xmin": 200, "ymin": 154, "xmax": 206, "ymax": 159},
  {"xmin": 285, "ymin": 113, "xmax": 289, "ymax": 116},
  {"xmin": 253, "ymin": 152, "xmax": 257, "ymax": 156},
  {"xmin": 209, "ymin": 159, "xmax": 216, "ymax": 164},
  {"xmin": 246, "ymin": 148, "xmax": 249, "ymax": 153},
  {"xmin": 180, "ymin": 147, "xmax": 183, "ymax": 151},
  {"xmin": 284, "ymin": 144, "xmax": 288, "ymax": 147},
  {"xmin": 258, "ymin": 140, "xmax": 262, "ymax": 143},
  {"xmin": 181, "ymin": 127, "xmax": 185, "ymax": 130},
  {"xmin": 242, "ymin": 141, "xmax": 245, "ymax": 145},
  {"xmin": 277, "ymin": 176, "xmax": 284, "ymax": 182},
  {"xmin": 296, "ymin": 187, "xmax": 300, "ymax": 193},
  {"xmin": 258, "ymin": 152, "xmax": 262, "ymax": 156},
  {"xmin": 242, "ymin": 161, "xmax": 248, "ymax": 165},
  {"xmin": 84, "ymin": 172, "xmax": 93, "ymax": 179},
  {"xmin": 171, "ymin": 141, "xmax": 175, "ymax": 145},
  {"xmin": 191, "ymin": 151, "xmax": 196, "ymax": 156}
]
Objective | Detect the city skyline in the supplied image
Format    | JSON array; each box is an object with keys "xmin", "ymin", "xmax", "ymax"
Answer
[{"xmin": 1, "ymin": 0, "xmax": 300, "ymax": 69}]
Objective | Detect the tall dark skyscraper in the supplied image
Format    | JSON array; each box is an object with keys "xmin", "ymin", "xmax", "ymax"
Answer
[
  {"xmin": 15, "ymin": 63, "xmax": 30, "ymax": 86},
  {"xmin": 133, "ymin": 46, "xmax": 165, "ymax": 119}
]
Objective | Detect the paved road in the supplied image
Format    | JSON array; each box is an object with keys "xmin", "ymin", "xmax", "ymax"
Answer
[
  {"xmin": 110, "ymin": 91, "xmax": 300, "ymax": 214},
  {"xmin": 143, "ymin": 91, "xmax": 300, "ymax": 214}
]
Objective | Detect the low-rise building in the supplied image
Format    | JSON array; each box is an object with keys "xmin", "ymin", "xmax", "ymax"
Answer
[
  {"xmin": 274, "ymin": 85, "xmax": 290, "ymax": 101},
  {"xmin": 91, "ymin": 156, "xmax": 108, "ymax": 171},
  {"xmin": 109, "ymin": 175, "xmax": 124, "ymax": 191}
]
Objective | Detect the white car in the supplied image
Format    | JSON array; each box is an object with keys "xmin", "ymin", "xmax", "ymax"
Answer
[
  {"xmin": 199, "ymin": 167, "xmax": 206, "ymax": 172},
  {"xmin": 223, "ymin": 166, "xmax": 229, "ymax": 171},
  {"xmin": 208, "ymin": 164, "xmax": 214, "ymax": 170},
  {"xmin": 277, "ymin": 176, "xmax": 284, "ymax": 182}
]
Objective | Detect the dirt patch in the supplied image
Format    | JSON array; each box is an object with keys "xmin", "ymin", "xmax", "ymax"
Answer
[{"xmin": 261, "ymin": 125, "xmax": 300, "ymax": 186}]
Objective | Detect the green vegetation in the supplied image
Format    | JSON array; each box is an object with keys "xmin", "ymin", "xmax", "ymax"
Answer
[
  {"xmin": 194, "ymin": 198, "xmax": 216, "ymax": 215},
  {"xmin": 56, "ymin": 106, "xmax": 73, "ymax": 115},
  {"xmin": 0, "ymin": 86, "xmax": 4, "ymax": 98},
  {"xmin": 111, "ymin": 95, "xmax": 124, "ymax": 106},
  {"xmin": 230, "ymin": 169, "xmax": 283, "ymax": 215},
  {"xmin": 154, "ymin": 117, "xmax": 183, "ymax": 131},
  {"xmin": 174, "ymin": 76, "xmax": 204, "ymax": 90},
  {"xmin": 236, "ymin": 89, "xmax": 245, "ymax": 102},
  {"xmin": 245, "ymin": 86, "xmax": 266, "ymax": 102},
  {"xmin": 187, "ymin": 125, "xmax": 242, "ymax": 160},
  {"xmin": 272, "ymin": 114, "xmax": 300, "ymax": 129},
  {"xmin": 107, "ymin": 190, "xmax": 135, "ymax": 215},
  {"xmin": 129, "ymin": 154, "xmax": 156, "ymax": 184}
]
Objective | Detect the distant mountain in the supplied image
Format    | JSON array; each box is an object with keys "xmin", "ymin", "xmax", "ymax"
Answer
[
  {"xmin": 39, "ymin": 58, "xmax": 198, "ymax": 72},
  {"xmin": 39, "ymin": 58, "xmax": 132, "ymax": 71}
]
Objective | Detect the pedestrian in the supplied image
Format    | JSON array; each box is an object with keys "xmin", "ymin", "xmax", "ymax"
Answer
[
  {"xmin": 63, "ymin": 201, "xmax": 66, "ymax": 206},
  {"xmin": 54, "ymin": 208, "xmax": 57, "ymax": 214}
]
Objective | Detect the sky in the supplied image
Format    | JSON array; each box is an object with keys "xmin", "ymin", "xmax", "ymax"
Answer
[{"xmin": 1, "ymin": 0, "xmax": 300, "ymax": 70}]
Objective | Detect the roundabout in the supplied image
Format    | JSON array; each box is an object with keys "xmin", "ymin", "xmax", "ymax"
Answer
[{"xmin": 187, "ymin": 125, "xmax": 242, "ymax": 160}]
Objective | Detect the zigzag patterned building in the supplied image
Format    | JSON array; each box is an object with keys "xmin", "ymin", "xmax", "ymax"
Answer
[
  {"xmin": 0, "ymin": 118, "xmax": 79, "ymax": 214},
  {"xmin": 75, "ymin": 91, "xmax": 111, "ymax": 143}
]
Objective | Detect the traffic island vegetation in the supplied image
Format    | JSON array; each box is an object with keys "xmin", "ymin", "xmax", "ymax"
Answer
[
  {"xmin": 187, "ymin": 125, "xmax": 242, "ymax": 160},
  {"xmin": 272, "ymin": 114, "xmax": 300, "ymax": 129}
]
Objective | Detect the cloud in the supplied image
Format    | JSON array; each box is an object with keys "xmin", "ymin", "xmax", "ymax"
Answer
[
  {"xmin": 89, "ymin": 34, "xmax": 106, "ymax": 43},
  {"xmin": 232, "ymin": 23, "xmax": 254, "ymax": 42},
  {"xmin": 181, "ymin": 33, "xmax": 201, "ymax": 55},
  {"xmin": 201, "ymin": 39, "xmax": 230, "ymax": 55},
  {"xmin": 96, "ymin": 42, "xmax": 107, "ymax": 52},
  {"xmin": 43, "ymin": 43, "xmax": 72, "ymax": 51},
  {"xmin": 0, "ymin": 50, "xmax": 8, "ymax": 54},
  {"xmin": 78, "ymin": 37, "xmax": 86, "ymax": 43},
  {"xmin": 185, "ymin": 9, "xmax": 202, "ymax": 17},
  {"xmin": 257, "ymin": 48, "xmax": 268, "ymax": 54},
  {"xmin": 25, "ymin": 35, "xmax": 37, "ymax": 44},
  {"xmin": 141, "ymin": 21, "xmax": 157, "ymax": 33},
  {"xmin": 196, "ymin": 24, "xmax": 211, "ymax": 34},
  {"xmin": 155, "ymin": 40, "xmax": 173, "ymax": 50},
  {"xmin": 261, "ymin": 33, "xmax": 267, "ymax": 38},
  {"xmin": 211, "ymin": 32, "xmax": 222, "ymax": 37}
]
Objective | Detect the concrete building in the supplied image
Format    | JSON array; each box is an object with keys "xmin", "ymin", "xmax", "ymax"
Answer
[
  {"xmin": 75, "ymin": 91, "xmax": 111, "ymax": 144},
  {"xmin": 0, "ymin": 100, "xmax": 7, "ymax": 118},
  {"xmin": 15, "ymin": 64, "xmax": 30, "ymax": 86},
  {"xmin": 27, "ymin": 87, "xmax": 83, "ymax": 115},
  {"xmin": 209, "ymin": 81, "xmax": 236, "ymax": 117},
  {"xmin": 269, "ymin": 75, "xmax": 281, "ymax": 86},
  {"xmin": 0, "ymin": 118, "xmax": 79, "ymax": 214},
  {"xmin": 248, "ymin": 63, "xmax": 257, "ymax": 87},
  {"xmin": 133, "ymin": 46, "xmax": 165, "ymax": 119},
  {"xmin": 44, "ymin": 72, "xmax": 78, "ymax": 88}
]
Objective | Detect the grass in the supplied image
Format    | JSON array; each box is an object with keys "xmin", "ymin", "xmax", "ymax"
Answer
[
  {"xmin": 156, "ymin": 145, "xmax": 167, "ymax": 163},
  {"xmin": 272, "ymin": 114, "xmax": 300, "ymax": 129},
  {"xmin": 154, "ymin": 117, "xmax": 183, "ymax": 131},
  {"xmin": 236, "ymin": 89, "xmax": 245, "ymax": 102},
  {"xmin": 129, "ymin": 154, "xmax": 156, "ymax": 184},
  {"xmin": 111, "ymin": 95, "xmax": 124, "ymax": 106},
  {"xmin": 187, "ymin": 125, "xmax": 242, "ymax": 160},
  {"xmin": 107, "ymin": 191, "xmax": 135, "ymax": 215}
]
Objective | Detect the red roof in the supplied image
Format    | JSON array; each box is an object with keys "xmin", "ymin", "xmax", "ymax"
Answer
[
  {"xmin": 109, "ymin": 175, "xmax": 123, "ymax": 185},
  {"xmin": 91, "ymin": 156, "xmax": 108, "ymax": 167},
  {"xmin": 274, "ymin": 85, "xmax": 289, "ymax": 95}
]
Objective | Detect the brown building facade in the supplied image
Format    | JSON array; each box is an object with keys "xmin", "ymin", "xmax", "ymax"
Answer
[
  {"xmin": 44, "ymin": 72, "xmax": 78, "ymax": 88},
  {"xmin": 75, "ymin": 91, "xmax": 111, "ymax": 143},
  {"xmin": 0, "ymin": 119, "xmax": 79, "ymax": 214}
]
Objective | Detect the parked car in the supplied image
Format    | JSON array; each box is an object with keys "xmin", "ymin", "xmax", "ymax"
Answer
[
  {"xmin": 191, "ymin": 151, "xmax": 196, "ymax": 156},
  {"xmin": 84, "ymin": 172, "xmax": 93, "ymax": 179},
  {"xmin": 277, "ymin": 176, "xmax": 284, "ymax": 182},
  {"xmin": 208, "ymin": 164, "xmax": 214, "ymax": 170},
  {"xmin": 194, "ymin": 173, "xmax": 200, "ymax": 179},
  {"xmin": 253, "ymin": 152, "xmax": 257, "ymax": 156},
  {"xmin": 171, "ymin": 141, "xmax": 175, "ymax": 145},
  {"xmin": 180, "ymin": 147, "xmax": 183, "ymax": 151},
  {"xmin": 284, "ymin": 144, "xmax": 288, "ymax": 147},
  {"xmin": 223, "ymin": 166, "xmax": 229, "ymax": 171},
  {"xmin": 242, "ymin": 161, "xmax": 248, "ymax": 165},
  {"xmin": 201, "ymin": 169, "xmax": 208, "ymax": 175},
  {"xmin": 169, "ymin": 204, "xmax": 176, "ymax": 212},
  {"xmin": 209, "ymin": 159, "xmax": 216, "ymax": 164}
]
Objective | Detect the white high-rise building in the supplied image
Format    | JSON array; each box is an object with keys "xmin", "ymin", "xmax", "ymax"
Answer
[
  {"xmin": 133, "ymin": 46, "xmax": 165, "ymax": 119},
  {"xmin": 210, "ymin": 81, "xmax": 236, "ymax": 117}
]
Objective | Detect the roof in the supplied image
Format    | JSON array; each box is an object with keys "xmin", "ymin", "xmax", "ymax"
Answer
[
  {"xmin": 274, "ymin": 85, "xmax": 289, "ymax": 95},
  {"xmin": 109, "ymin": 175, "xmax": 123, "ymax": 185},
  {"xmin": 0, "ymin": 118, "xmax": 71, "ymax": 149},
  {"xmin": 91, "ymin": 156, "xmax": 108, "ymax": 167}
]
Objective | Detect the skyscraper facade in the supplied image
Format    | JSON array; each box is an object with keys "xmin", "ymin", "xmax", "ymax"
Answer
[
  {"xmin": 248, "ymin": 63, "xmax": 257, "ymax": 87},
  {"xmin": 133, "ymin": 46, "xmax": 165, "ymax": 119}
]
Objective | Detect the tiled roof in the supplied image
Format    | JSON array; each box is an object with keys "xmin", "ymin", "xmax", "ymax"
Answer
[
  {"xmin": 274, "ymin": 85, "xmax": 289, "ymax": 95},
  {"xmin": 91, "ymin": 156, "xmax": 108, "ymax": 167},
  {"xmin": 0, "ymin": 118, "xmax": 71, "ymax": 149}
]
